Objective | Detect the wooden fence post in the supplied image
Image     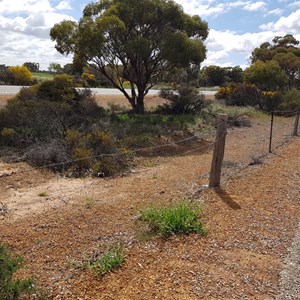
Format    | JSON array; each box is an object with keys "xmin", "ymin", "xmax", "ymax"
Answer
[
  {"xmin": 269, "ymin": 111, "xmax": 274, "ymax": 153},
  {"xmin": 293, "ymin": 108, "xmax": 300, "ymax": 136},
  {"xmin": 209, "ymin": 114, "xmax": 228, "ymax": 188}
]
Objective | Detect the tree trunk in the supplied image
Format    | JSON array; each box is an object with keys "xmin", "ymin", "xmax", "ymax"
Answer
[{"xmin": 133, "ymin": 94, "xmax": 145, "ymax": 114}]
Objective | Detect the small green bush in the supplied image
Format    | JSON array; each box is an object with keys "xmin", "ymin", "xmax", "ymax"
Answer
[
  {"xmin": 158, "ymin": 87, "xmax": 207, "ymax": 114},
  {"xmin": 140, "ymin": 201, "xmax": 207, "ymax": 237},
  {"xmin": 88, "ymin": 243, "xmax": 124, "ymax": 276},
  {"xmin": 0, "ymin": 243, "xmax": 35, "ymax": 299},
  {"xmin": 64, "ymin": 129, "xmax": 129, "ymax": 177}
]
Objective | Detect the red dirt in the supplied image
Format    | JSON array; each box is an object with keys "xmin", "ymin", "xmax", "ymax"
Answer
[{"xmin": 0, "ymin": 99, "xmax": 299, "ymax": 299}]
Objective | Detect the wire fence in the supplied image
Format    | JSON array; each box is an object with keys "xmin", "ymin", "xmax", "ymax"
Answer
[
  {"xmin": 221, "ymin": 108, "xmax": 299, "ymax": 186},
  {"xmin": 0, "ymin": 108, "xmax": 299, "ymax": 218},
  {"xmin": 0, "ymin": 110, "xmax": 298, "ymax": 179}
]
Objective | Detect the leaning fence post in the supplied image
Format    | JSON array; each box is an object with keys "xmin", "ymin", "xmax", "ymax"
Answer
[
  {"xmin": 293, "ymin": 108, "xmax": 300, "ymax": 136},
  {"xmin": 209, "ymin": 114, "xmax": 228, "ymax": 188}
]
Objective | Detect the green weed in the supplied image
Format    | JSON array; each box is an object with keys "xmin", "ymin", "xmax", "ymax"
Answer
[
  {"xmin": 0, "ymin": 243, "xmax": 35, "ymax": 299},
  {"xmin": 88, "ymin": 243, "xmax": 124, "ymax": 276},
  {"xmin": 140, "ymin": 200, "xmax": 207, "ymax": 237}
]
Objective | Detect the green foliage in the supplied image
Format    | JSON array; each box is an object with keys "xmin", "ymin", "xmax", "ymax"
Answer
[
  {"xmin": 36, "ymin": 74, "xmax": 77, "ymax": 102},
  {"xmin": 0, "ymin": 77, "xmax": 103, "ymax": 144},
  {"xmin": 250, "ymin": 34, "xmax": 300, "ymax": 89},
  {"xmin": 200, "ymin": 66, "xmax": 243, "ymax": 87},
  {"xmin": 159, "ymin": 87, "xmax": 208, "ymax": 114},
  {"xmin": 202, "ymin": 103, "xmax": 262, "ymax": 127},
  {"xmin": 260, "ymin": 91, "xmax": 283, "ymax": 112},
  {"xmin": 244, "ymin": 60, "xmax": 288, "ymax": 91},
  {"xmin": 215, "ymin": 83, "xmax": 296, "ymax": 112},
  {"xmin": 0, "ymin": 243, "xmax": 35, "ymax": 299},
  {"xmin": 0, "ymin": 78, "xmax": 111, "ymax": 176},
  {"xmin": 64, "ymin": 129, "xmax": 129, "ymax": 177},
  {"xmin": 279, "ymin": 89, "xmax": 300, "ymax": 111},
  {"xmin": 8, "ymin": 66, "xmax": 33, "ymax": 85},
  {"xmin": 0, "ymin": 67, "xmax": 14, "ymax": 84},
  {"xmin": 110, "ymin": 113, "xmax": 197, "ymax": 147},
  {"xmin": 251, "ymin": 34, "xmax": 300, "ymax": 63},
  {"xmin": 48, "ymin": 62, "xmax": 63, "ymax": 74},
  {"xmin": 215, "ymin": 83, "xmax": 261, "ymax": 107},
  {"xmin": 88, "ymin": 243, "xmax": 124, "ymax": 276},
  {"xmin": 140, "ymin": 200, "xmax": 206, "ymax": 237},
  {"xmin": 50, "ymin": 0, "xmax": 208, "ymax": 113},
  {"xmin": 23, "ymin": 62, "xmax": 39, "ymax": 73}
]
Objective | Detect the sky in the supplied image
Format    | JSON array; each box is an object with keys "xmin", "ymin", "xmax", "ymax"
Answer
[{"xmin": 0, "ymin": 0, "xmax": 300, "ymax": 70}]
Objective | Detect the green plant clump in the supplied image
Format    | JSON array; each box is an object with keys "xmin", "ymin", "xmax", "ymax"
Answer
[
  {"xmin": 0, "ymin": 243, "xmax": 34, "ymax": 299},
  {"xmin": 88, "ymin": 244, "xmax": 124, "ymax": 276},
  {"xmin": 140, "ymin": 201, "xmax": 207, "ymax": 237}
]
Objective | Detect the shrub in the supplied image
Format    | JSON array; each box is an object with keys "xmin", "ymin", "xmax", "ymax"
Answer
[
  {"xmin": 8, "ymin": 66, "xmax": 33, "ymax": 85},
  {"xmin": 64, "ymin": 129, "xmax": 129, "ymax": 177},
  {"xmin": 223, "ymin": 84, "xmax": 261, "ymax": 107},
  {"xmin": 279, "ymin": 89, "xmax": 300, "ymax": 111},
  {"xmin": 0, "ymin": 85, "xmax": 103, "ymax": 148},
  {"xmin": 81, "ymin": 72, "xmax": 98, "ymax": 87},
  {"xmin": 0, "ymin": 128, "xmax": 16, "ymax": 146},
  {"xmin": 260, "ymin": 91, "xmax": 283, "ymax": 111},
  {"xmin": 36, "ymin": 75, "xmax": 77, "ymax": 102},
  {"xmin": 88, "ymin": 243, "xmax": 124, "ymax": 276},
  {"xmin": 159, "ymin": 87, "xmax": 207, "ymax": 114},
  {"xmin": 26, "ymin": 140, "xmax": 70, "ymax": 172},
  {"xmin": 139, "ymin": 200, "xmax": 207, "ymax": 237},
  {"xmin": 215, "ymin": 84, "xmax": 237, "ymax": 100},
  {"xmin": 0, "ymin": 243, "xmax": 35, "ymax": 299}
]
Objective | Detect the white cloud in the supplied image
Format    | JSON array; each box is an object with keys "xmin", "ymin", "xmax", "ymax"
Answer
[
  {"xmin": 0, "ymin": 0, "xmax": 53, "ymax": 14},
  {"xmin": 264, "ymin": 8, "xmax": 284, "ymax": 16},
  {"xmin": 203, "ymin": 28, "xmax": 288, "ymax": 66},
  {"xmin": 174, "ymin": 0, "xmax": 267, "ymax": 17},
  {"xmin": 260, "ymin": 9, "xmax": 300, "ymax": 34},
  {"xmin": 0, "ymin": 1, "xmax": 75, "ymax": 69},
  {"xmin": 56, "ymin": 1, "xmax": 72, "ymax": 10},
  {"xmin": 243, "ymin": 1, "xmax": 267, "ymax": 11}
]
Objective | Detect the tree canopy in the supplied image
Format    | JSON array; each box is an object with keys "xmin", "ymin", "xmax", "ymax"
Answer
[
  {"xmin": 244, "ymin": 60, "xmax": 288, "ymax": 91},
  {"xmin": 250, "ymin": 34, "xmax": 300, "ymax": 89},
  {"xmin": 199, "ymin": 66, "xmax": 243, "ymax": 87},
  {"xmin": 50, "ymin": 0, "xmax": 208, "ymax": 113},
  {"xmin": 23, "ymin": 62, "xmax": 39, "ymax": 72}
]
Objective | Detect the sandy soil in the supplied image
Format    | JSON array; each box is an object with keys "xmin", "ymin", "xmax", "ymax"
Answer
[{"xmin": 0, "ymin": 108, "xmax": 299, "ymax": 299}]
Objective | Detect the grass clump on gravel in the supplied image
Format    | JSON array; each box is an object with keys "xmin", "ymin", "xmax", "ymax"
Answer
[
  {"xmin": 88, "ymin": 243, "xmax": 124, "ymax": 276},
  {"xmin": 0, "ymin": 243, "xmax": 35, "ymax": 300},
  {"xmin": 140, "ymin": 200, "xmax": 207, "ymax": 237}
]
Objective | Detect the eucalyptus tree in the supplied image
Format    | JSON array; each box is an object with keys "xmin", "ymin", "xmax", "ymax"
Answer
[{"xmin": 50, "ymin": 0, "xmax": 208, "ymax": 113}]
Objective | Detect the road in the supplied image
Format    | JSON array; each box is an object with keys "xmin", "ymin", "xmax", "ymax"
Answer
[{"xmin": 0, "ymin": 85, "xmax": 216, "ymax": 96}]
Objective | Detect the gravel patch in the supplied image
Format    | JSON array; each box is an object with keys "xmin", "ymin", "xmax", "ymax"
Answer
[{"xmin": 276, "ymin": 221, "xmax": 300, "ymax": 300}]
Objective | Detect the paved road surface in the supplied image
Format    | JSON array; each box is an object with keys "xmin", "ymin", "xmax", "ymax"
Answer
[{"xmin": 0, "ymin": 85, "xmax": 216, "ymax": 96}]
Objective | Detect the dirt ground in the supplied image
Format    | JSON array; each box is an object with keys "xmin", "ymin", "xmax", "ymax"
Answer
[
  {"xmin": 0, "ymin": 94, "xmax": 166, "ymax": 110},
  {"xmin": 0, "ymin": 96, "xmax": 300, "ymax": 299}
]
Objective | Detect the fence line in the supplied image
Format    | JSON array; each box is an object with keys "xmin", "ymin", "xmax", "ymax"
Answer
[{"xmin": 0, "ymin": 108, "xmax": 299, "ymax": 185}]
